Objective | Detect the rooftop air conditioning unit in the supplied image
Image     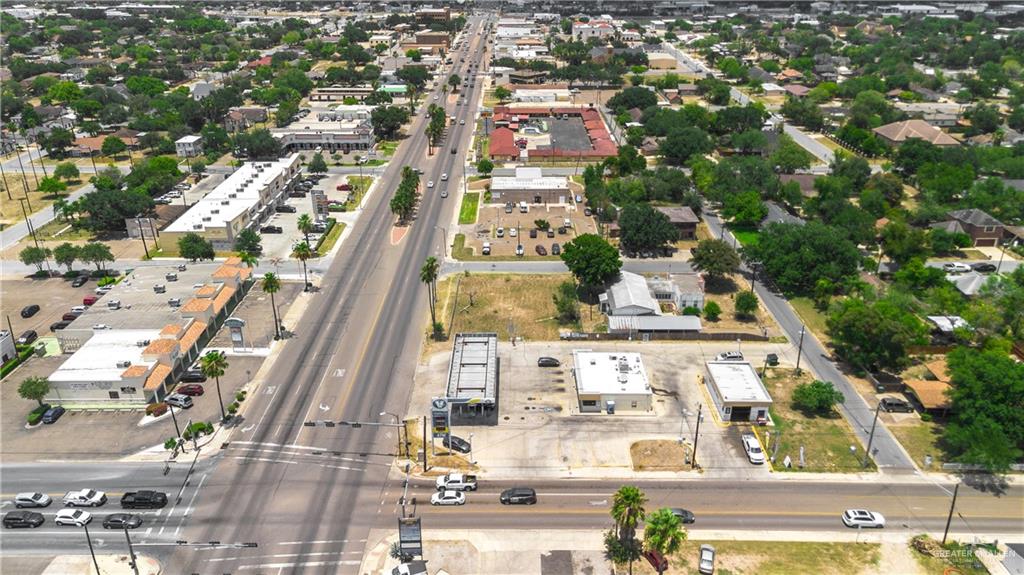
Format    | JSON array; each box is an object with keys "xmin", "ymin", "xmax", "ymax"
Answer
[
  {"xmin": 211, "ymin": 209, "xmax": 219, "ymax": 214},
  {"xmin": 117, "ymin": 360, "xmax": 132, "ymax": 368},
  {"xmin": 136, "ymin": 340, "xmax": 151, "ymax": 347},
  {"xmin": 228, "ymin": 193, "xmax": 237, "ymax": 198},
  {"xmin": 202, "ymin": 216, "xmax": 212, "ymax": 222}
]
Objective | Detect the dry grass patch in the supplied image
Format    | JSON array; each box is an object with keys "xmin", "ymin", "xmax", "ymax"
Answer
[
  {"xmin": 626, "ymin": 540, "xmax": 881, "ymax": 575},
  {"xmin": 630, "ymin": 440, "xmax": 691, "ymax": 471},
  {"xmin": 701, "ymin": 273, "xmax": 781, "ymax": 337},
  {"xmin": 404, "ymin": 419, "xmax": 476, "ymax": 475},
  {"xmin": 763, "ymin": 368, "xmax": 873, "ymax": 472},
  {"xmin": 888, "ymin": 421, "xmax": 946, "ymax": 471}
]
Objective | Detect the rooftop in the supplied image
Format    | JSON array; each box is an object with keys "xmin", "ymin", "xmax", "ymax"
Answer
[
  {"xmin": 706, "ymin": 361, "xmax": 773, "ymax": 404},
  {"xmin": 573, "ymin": 351, "xmax": 652, "ymax": 396},
  {"xmin": 49, "ymin": 329, "xmax": 161, "ymax": 383},
  {"xmin": 445, "ymin": 333, "xmax": 498, "ymax": 405}
]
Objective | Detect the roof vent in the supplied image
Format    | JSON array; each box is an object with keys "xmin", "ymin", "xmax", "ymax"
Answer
[
  {"xmin": 136, "ymin": 340, "xmax": 150, "ymax": 347},
  {"xmin": 117, "ymin": 360, "xmax": 132, "ymax": 368}
]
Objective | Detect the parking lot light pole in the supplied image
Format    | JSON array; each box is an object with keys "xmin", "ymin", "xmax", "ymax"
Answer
[{"xmin": 863, "ymin": 401, "xmax": 882, "ymax": 468}]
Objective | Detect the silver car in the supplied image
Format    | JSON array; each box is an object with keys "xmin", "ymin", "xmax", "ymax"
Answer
[
  {"xmin": 14, "ymin": 492, "xmax": 51, "ymax": 508},
  {"xmin": 698, "ymin": 544, "xmax": 715, "ymax": 574}
]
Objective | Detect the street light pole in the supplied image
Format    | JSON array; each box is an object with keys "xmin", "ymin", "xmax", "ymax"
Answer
[
  {"xmin": 168, "ymin": 403, "xmax": 182, "ymax": 444},
  {"xmin": 863, "ymin": 401, "xmax": 882, "ymax": 468},
  {"xmin": 691, "ymin": 402, "xmax": 703, "ymax": 469},
  {"xmin": 124, "ymin": 526, "xmax": 140, "ymax": 575},
  {"xmin": 83, "ymin": 523, "xmax": 101, "ymax": 575},
  {"xmin": 795, "ymin": 326, "xmax": 806, "ymax": 374},
  {"xmin": 941, "ymin": 482, "xmax": 960, "ymax": 545},
  {"xmin": 469, "ymin": 432, "xmax": 475, "ymax": 465},
  {"xmin": 380, "ymin": 411, "xmax": 403, "ymax": 456}
]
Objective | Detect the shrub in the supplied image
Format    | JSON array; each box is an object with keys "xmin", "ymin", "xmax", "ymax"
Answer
[
  {"xmin": 97, "ymin": 276, "xmax": 116, "ymax": 287},
  {"xmin": 228, "ymin": 402, "xmax": 238, "ymax": 414},
  {"xmin": 792, "ymin": 380, "xmax": 845, "ymax": 414},
  {"xmin": 920, "ymin": 412, "xmax": 933, "ymax": 422},
  {"xmin": 682, "ymin": 306, "xmax": 701, "ymax": 316},
  {"xmin": 703, "ymin": 301, "xmax": 722, "ymax": 321},
  {"xmin": 27, "ymin": 411, "xmax": 44, "ymax": 425},
  {"xmin": 235, "ymin": 391, "xmax": 246, "ymax": 402},
  {"xmin": 164, "ymin": 437, "xmax": 178, "ymax": 450},
  {"xmin": 146, "ymin": 402, "xmax": 168, "ymax": 417}
]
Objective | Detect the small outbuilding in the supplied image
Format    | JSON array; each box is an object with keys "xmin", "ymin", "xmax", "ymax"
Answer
[{"xmin": 704, "ymin": 361, "xmax": 773, "ymax": 422}]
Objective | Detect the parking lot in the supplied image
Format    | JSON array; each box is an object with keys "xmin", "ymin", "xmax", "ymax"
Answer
[
  {"xmin": 409, "ymin": 340, "xmax": 795, "ymax": 479},
  {"xmin": 256, "ymin": 172, "xmax": 354, "ymax": 260},
  {"xmin": 463, "ymin": 204, "xmax": 599, "ymax": 257},
  {"xmin": 1, "ymin": 276, "xmax": 102, "ymax": 344}
]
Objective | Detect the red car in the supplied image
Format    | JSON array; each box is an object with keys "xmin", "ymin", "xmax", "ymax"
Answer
[{"xmin": 175, "ymin": 384, "xmax": 204, "ymax": 396}]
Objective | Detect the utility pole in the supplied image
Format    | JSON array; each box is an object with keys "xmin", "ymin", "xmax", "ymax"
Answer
[
  {"xmin": 168, "ymin": 403, "xmax": 183, "ymax": 445},
  {"xmin": 691, "ymin": 402, "xmax": 703, "ymax": 469},
  {"xmin": 942, "ymin": 482, "xmax": 960, "ymax": 545},
  {"xmin": 0, "ymin": 161, "xmax": 12, "ymax": 200},
  {"xmin": 863, "ymin": 401, "xmax": 882, "ymax": 468},
  {"xmin": 83, "ymin": 523, "xmax": 101, "ymax": 575},
  {"xmin": 795, "ymin": 326, "xmax": 806, "ymax": 374},
  {"xmin": 124, "ymin": 527, "xmax": 140, "ymax": 575},
  {"xmin": 136, "ymin": 217, "xmax": 150, "ymax": 259},
  {"xmin": 421, "ymin": 416, "xmax": 428, "ymax": 471}
]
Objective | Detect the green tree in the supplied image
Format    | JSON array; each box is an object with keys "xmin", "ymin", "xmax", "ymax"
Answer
[
  {"xmin": 865, "ymin": 172, "xmax": 904, "ymax": 205},
  {"xmin": 18, "ymin": 246, "xmax": 51, "ymax": 272},
  {"xmin": 735, "ymin": 290, "xmax": 759, "ymax": 319},
  {"xmin": 276, "ymin": 99, "xmax": 299, "ymax": 127},
  {"xmin": 880, "ymin": 220, "xmax": 930, "ymax": 265},
  {"xmin": 827, "ymin": 296, "xmax": 928, "ymax": 371},
  {"xmin": 560, "ymin": 234, "xmax": 622, "ymax": 290},
  {"xmin": 770, "ymin": 134, "xmax": 813, "ymax": 173},
  {"xmin": 405, "ymin": 48, "xmax": 422, "ymax": 62},
  {"xmin": 792, "ymin": 380, "xmax": 845, "ymax": 414},
  {"xmin": 38, "ymin": 176, "xmax": 67, "ymax": 197},
  {"xmin": 618, "ymin": 204, "xmax": 678, "ymax": 255},
  {"xmin": 46, "ymin": 80, "xmax": 83, "ymax": 105},
  {"xmin": 552, "ymin": 281, "xmax": 580, "ymax": 324},
  {"xmin": 199, "ymin": 350, "xmax": 229, "ymax": 422},
  {"xmin": 494, "ymin": 86, "xmax": 512, "ymax": 102},
  {"xmin": 643, "ymin": 508, "xmax": 687, "ymax": 575},
  {"xmin": 18, "ymin": 377, "xmax": 50, "ymax": 407},
  {"xmin": 297, "ymin": 214, "xmax": 314, "ymax": 245},
  {"xmin": 234, "ymin": 228, "xmax": 262, "ymax": 256},
  {"xmin": 52, "ymin": 242, "xmax": 80, "ymax": 273},
  {"xmin": 858, "ymin": 187, "xmax": 888, "ymax": 218},
  {"xmin": 53, "ymin": 162, "xmax": 80, "ymax": 182},
  {"xmin": 659, "ymin": 127, "xmax": 713, "ymax": 165},
  {"xmin": 370, "ymin": 106, "xmax": 411, "ymax": 139},
  {"xmin": 611, "ymin": 486, "xmax": 647, "ymax": 543},
  {"xmin": 723, "ymin": 190, "xmax": 768, "ymax": 227},
  {"xmin": 40, "ymin": 128, "xmax": 74, "ymax": 158},
  {"xmin": 607, "ymin": 86, "xmax": 658, "ymax": 114},
  {"xmin": 101, "ymin": 136, "xmax": 128, "ymax": 158},
  {"xmin": 292, "ymin": 241, "xmax": 314, "ymax": 291},
  {"xmin": 747, "ymin": 222, "xmax": 860, "ymax": 295},
  {"xmin": 79, "ymin": 242, "xmax": 114, "ymax": 271},
  {"xmin": 476, "ymin": 158, "xmax": 494, "ymax": 175},
  {"xmin": 233, "ymin": 129, "xmax": 282, "ymax": 159},
  {"xmin": 830, "ymin": 152, "xmax": 871, "ymax": 194},
  {"xmin": 307, "ymin": 152, "xmax": 328, "ymax": 174},
  {"xmin": 262, "ymin": 272, "xmax": 283, "ymax": 339},
  {"xmin": 448, "ymin": 74, "xmax": 461, "ymax": 90},
  {"xmin": 690, "ymin": 239, "xmax": 740, "ymax": 280},
  {"xmin": 177, "ymin": 233, "xmax": 215, "ymax": 262},
  {"xmin": 928, "ymin": 228, "xmax": 971, "ymax": 256},
  {"xmin": 420, "ymin": 256, "xmax": 440, "ymax": 332},
  {"xmin": 703, "ymin": 301, "xmax": 722, "ymax": 321}
]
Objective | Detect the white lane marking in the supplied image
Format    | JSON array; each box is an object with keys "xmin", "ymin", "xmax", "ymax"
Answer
[
  {"xmin": 277, "ymin": 539, "xmax": 366, "ymax": 546},
  {"xmin": 291, "ymin": 354, "xmax": 338, "ymax": 444},
  {"xmin": 241, "ymin": 424, "xmax": 255, "ymax": 433},
  {"xmin": 145, "ymin": 528, "xmax": 152, "ymax": 536},
  {"xmin": 318, "ymin": 403, "xmax": 329, "ymax": 412},
  {"xmin": 174, "ymin": 473, "xmax": 207, "ymax": 536},
  {"xmin": 238, "ymin": 560, "xmax": 360, "ymax": 570},
  {"xmin": 207, "ymin": 550, "xmax": 359, "ymax": 563},
  {"xmin": 333, "ymin": 368, "xmax": 346, "ymax": 378}
]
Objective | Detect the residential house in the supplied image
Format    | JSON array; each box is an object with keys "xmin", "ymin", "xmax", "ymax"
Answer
[
  {"xmin": 784, "ymin": 84, "xmax": 811, "ymax": 98},
  {"xmin": 931, "ymin": 208, "xmax": 1004, "ymax": 247},
  {"xmin": 779, "ymin": 174, "xmax": 819, "ymax": 198},
  {"xmin": 761, "ymin": 201, "xmax": 806, "ymax": 228},
  {"xmin": 175, "ymin": 135, "xmax": 203, "ymax": 158},
  {"xmin": 873, "ymin": 119, "xmax": 960, "ymax": 147},
  {"xmin": 224, "ymin": 107, "xmax": 268, "ymax": 132},
  {"xmin": 655, "ymin": 206, "xmax": 699, "ymax": 240},
  {"xmin": 190, "ymin": 82, "xmax": 215, "ymax": 101},
  {"xmin": 647, "ymin": 273, "xmax": 705, "ymax": 310},
  {"xmin": 60, "ymin": 67, "xmax": 86, "ymax": 82},
  {"xmin": 600, "ymin": 271, "xmax": 661, "ymax": 316}
]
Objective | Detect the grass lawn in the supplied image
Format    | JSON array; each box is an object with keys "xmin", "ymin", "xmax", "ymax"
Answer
[
  {"xmin": 789, "ymin": 296, "xmax": 831, "ymax": 344},
  {"xmin": 316, "ymin": 222, "xmax": 346, "ymax": 255},
  {"xmin": 377, "ymin": 140, "xmax": 399, "ymax": 157},
  {"xmin": 479, "ymin": 137, "xmax": 489, "ymax": 159},
  {"xmin": 0, "ymin": 177, "xmax": 86, "ymax": 229},
  {"xmin": 888, "ymin": 420, "xmax": 946, "ymax": 471},
  {"xmin": 342, "ymin": 176, "xmax": 372, "ymax": 210},
  {"xmin": 458, "ymin": 192, "xmax": 479, "ymax": 224},
  {"xmin": 31, "ymin": 218, "xmax": 97, "ymax": 241},
  {"xmin": 435, "ymin": 273, "xmax": 604, "ymax": 341},
  {"xmin": 910, "ymin": 537, "xmax": 991, "ymax": 575},
  {"xmin": 626, "ymin": 540, "xmax": 881, "ymax": 575},
  {"xmin": 762, "ymin": 368, "xmax": 875, "ymax": 472},
  {"xmin": 728, "ymin": 226, "xmax": 761, "ymax": 247}
]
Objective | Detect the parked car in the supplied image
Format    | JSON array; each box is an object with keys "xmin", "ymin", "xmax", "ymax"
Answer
[
  {"xmin": 551, "ymin": 243, "xmax": 561, "ymax": 255},
  {"xmin": 698, "ymin": 544, "xmax": 716, "ymax": 574},
  {"xmin": 50, "ymin": 320, "xmax": 71, "ymax": 331},
  {"xmin": 741, "ymin": 433, "xmax": 765, "ymax": 464},
  {"xmin": 715, "ymin": 351, "xmax": 744, "ymax": 361},
  {"xmin": 443, "ymin": 435, "xmax": 471, "ymax": 454},
  {"xmin": 276, "ymin": 205, "xmax": 297, "ymax": 213},
  {"xmin": 14, "ymin": 492, "xmax": 51, "ymax": 508},
  {"xmin": 16, "ymin": 330, "xmax": 37, "ymax": 345},
  {"xmin": 176, "ymin": 384, "xmax": 204, "ymax": 396},
  {"xmin": 64, "ymin": 312, "xmax": 81, "ymax": 322},
  {"xmin": 535, "ymin": 245, "xmax": 547, "ymax": 256},
  {"xmin": 509, "ymin": 227, "xmax": 517, "ymax": 238},
  {"xmin": 942, "ymin": 262, "xmax": 972, "ymax": 274},
  {"xmin": 430, "ymin": 490, "xmax": 466, "ymax": 506},
  {"xmin": 880, "ymin": 397, "xmax": 914, "ymax": 413},
  {"xmin": 766, "ymin": 353, "xmax": 779, "ymax": 366},
  {"xmin": 842, "ymin": 509, "xmax": 886, "ymax": 528},
  {"xmin": 971, "ymin": 262, "xmax": 997, "ymax": 273},
  {"xmin": 20, "ymin": 304, "xmax": 40, "ymax": 318},
  {"xmin": 180, "ymin": 370, "xmax": 206, "ymax": 383},
  {"xmin": 3, "ymin": 511, "xmax": 44, "ymax": 529},
  {"xmin": 260, "ymin": 225, "xmax": 283, "ymax": 234},
  {"xmin": 71, "ymin": 276, "xmax": 89, "ymax": 287},
  {"xmin": 55, "ymin": 509, "xmax": 92, "ymax": 527},
  {"xmin": 529, "ymin": 229, "xmax": 537, "ymax": 239},
  {"xmin": 670, "ymin": 508, "xmax": 696, "ymax": 524},
  {"xmin": 515, "ymin": 245, "xmax": 524, "ymax": 257},
  {"xmin": 496, "ymin": 227, "xmax": 504, "ymax": 238},
  {"xmin": 547, "ymin": 229, "xmax": 555, "ymax": 239},
  {"xmin": 481, "ymin": 242, "xmax": 491, "ymax": 255},
  {"xmin": 103, "ymin": 513, "xmax": 143, "ymax": 530},
  {"xmin": 500, "ymin": 487, "xmax": 536, "ymax": 505},
  {"xmin": 504, "ymin": 202, "xmax": 514, "ymax": 214},
  {"xmin": 165, "ymin": 394, "xmax": 193, "ymax": 409},
  {"xmin": 41, "ymin": 406, "xmax": 66, "ymax": 424}
]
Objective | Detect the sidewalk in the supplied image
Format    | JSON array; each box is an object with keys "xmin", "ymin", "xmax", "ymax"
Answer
[{"xmin": 41, "ymin": 554, "xmax": 160, "ymax": 575}]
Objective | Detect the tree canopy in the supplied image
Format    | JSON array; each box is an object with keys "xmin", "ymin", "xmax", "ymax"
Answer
[
  {"xmin": 747, "ymin": 222, "xmax": 861, "ymax": 295},
  {"xmin": 618, "ymin": 204, "xmax": 678, "ymax": 255},
  {"xmin": 560, "ymin": 234, "xmax": 622, "ymax": 288}
]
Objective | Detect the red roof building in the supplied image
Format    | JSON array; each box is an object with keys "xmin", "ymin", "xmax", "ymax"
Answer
[{"xmin": 489, "ymin": 127, "xmax": 519, "ymax": 160}]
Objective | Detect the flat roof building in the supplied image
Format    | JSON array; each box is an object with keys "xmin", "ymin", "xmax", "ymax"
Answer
[
  {"xmin": 445, "ymin": 333, "xmax": 499, "ymax": 424},
  {"xmin": 272, "ymin": 108, "xmax": 375, "ymax": 154},
  {"xmin": 572, "ymin": 351, "xmax": 653, "ymax": 414},
  {"xmin": 489, "ymin": 167, "xmax": 570, "ymax": 204},
  {"xmin": 704, "ymin": 361, "xmax": 773, "ymax": 422}
]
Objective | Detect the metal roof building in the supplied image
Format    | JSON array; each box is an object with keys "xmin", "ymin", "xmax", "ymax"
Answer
[
  {"xmin": 704, "ymin": 361, "xmax": 773, "ymax": 423},
  {"xmin": 444, "ymin": 333, "xmax": 499, "ymax": 423}
]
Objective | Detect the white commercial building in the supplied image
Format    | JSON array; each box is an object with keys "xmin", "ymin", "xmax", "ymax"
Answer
[
  {"xmin": 162, "ymin": 154, "xmax": 300, "ymax": 250},
  {"xmin": 47, "ymin": 329, "xmax": 165, "ymax": 404},
  {"xmin": 513, "ymin": 88, "xmax": 570, "ymax": 103},
  {"xmin": 572, "ymin": 351, "xmax": 653, "ymax": 414},
  {"xmin": 704, "ymin": 361, "xmax": 773, "ymax": 423},
  {"xmin": 272, "ymin": 106, "xmax": 375, "ymax": 154},
  {"xmin": 489, "ymin": 166, "xmax": 570, "ymax": 204},
  {"xmin": 175, "ymin": 135, "xmax": 203, "ymax": 158}
]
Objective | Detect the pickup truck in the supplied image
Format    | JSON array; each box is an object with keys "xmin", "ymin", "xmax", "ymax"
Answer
[
  {"xmin": 120, "ymin": 490, "xmax": 168, "ymax": 509},
  {"xmin": 435, "ymin": 472, "xmax": 478, "ymax": 491},
  {"xmin": 63, "ymin": 489, "xmax": 107, "ymax": 507}
]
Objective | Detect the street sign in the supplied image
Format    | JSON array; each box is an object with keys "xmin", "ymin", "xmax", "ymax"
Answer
[
  {"xmin": 398, "ymin": 517, "xmax": 422, "ymax": 557},
  {"xmin": 431, "ymin": 397, "xmax": 449, "ymax": 439}
]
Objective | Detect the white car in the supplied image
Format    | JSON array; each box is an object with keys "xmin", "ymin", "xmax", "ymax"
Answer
[
  {"xmin": 427, "ymin": 181, "xmax": 434, "ymax": 188},
  {"xmin": 698, "ymin": 544, "xmax": 716, "ymax": 574},
  {"xmin": 942, "ymin": 262, "xmax": 972, "ymax": 274},
  {"xmin": 715, "ymin": 351, "xmax": 744, "ymax": 361},
  {"xmin": 441, "ymin": 173, "xmax": 448, "ymax": 181},
  {"xmin": 440, "ymin": 189, "xmax": 448, "ymax": 198},
  {"xmin": 460, "ymin": 119, "xmax": 465, "ymax": 125},
  {"xmin": 842, "ymin": 509, "xmax": 886, "ymax": 528},
  {"xmin": 430, "ymin": 490, "xmax": 466, "ymax": 506},
  {"xmin": 55, "ymin": 508, "xmax": 93, "ymax": 526},
  {"xmin": 741, "ymin": 433, "xmax": 765, "ymax": 464},
  {"xmin": 509, "ymin": 228, "xmax": 517, "ymax": 238},
  {"xmin": 496, "ymin": 227, "xmax": 504, "ymax": 238}
]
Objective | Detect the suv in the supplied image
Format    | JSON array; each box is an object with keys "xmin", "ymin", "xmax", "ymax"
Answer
[
  {"xmin": 715, "ymin": 351, "xmax": 744, "ymax": 362},
  {"xmin": 165, "ymin": 394, "xmax": 193, "ymax": 409},
  {"xmin": 500, "ymin": 487, "xmax": 536, "ymax": 505},
  {"xmin": 16, "ymin": 330, "xmax": 37, "ymax": 345},
  {"xmin": 537, "ymin": 357, "xmax": 560, "ymax": 367},
  {"xmin": 120, "ymin": 490, "xmax": 168, "ymax": 509},
  {"xmin": 14, "ymin": 493, "xmax": 51, "ymax": 508},
  {"xmin": 3, "ymin": 511, "xmax": 44, "ymax": 529},
  {"xmin": 880, "ymin": 397, "xmax": 914, "ymax": 413},
  {"xmin": 180, "ymin": 370, "xmax": 207, "ymax": 383},
  {"xmin": 176, "ymin": 384, "xmax": 204, "ymax": 396},
  {"xmin": 41, "ymin": 406, "xmax": 65, "ymax": 424}
]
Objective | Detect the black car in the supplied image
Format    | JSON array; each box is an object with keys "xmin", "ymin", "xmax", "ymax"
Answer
[
  {"xmin": 535, "ymin": 245, "xmax": 548, "ymax": 256},
  {"xmin": 443, "ymin": 435, "xmax": 471, "ymax": 454},
  {"xmin": 103, "ymin": 513, "xmax": 143, "ymax": 530},
  {"xmin": 276, "ymin": 205, "xmax": 297, "ymax": 213},
  {"xmin": 551, "ymin": 243, "xmax": 561, "ymax": 256},
  {"xmin": 451, "ymin": 147, "xmax": 457, "ymax": 155},
  {"xmin": 3, "ymin": 511, "xmax": 44, "ymax": 529},
  {"xmin": 180, "ymin": 369, "xmax": 207, "ymax": 383},
  {"xmin": 41, "ymin": 406, "xmax": 66, "ymax": 424},
  {"xmin": 21, "ymin": 304, "xmax": 40, "ymax": 318},
  {"xmin": 766, "ymin": 353, "xmax": 779, "ymax": 366},
  {"xmin": 537, "ymin": 357, "xmax": 560, "ymax": 367},
  {"xmin": 500, "ymin": 487, "xmax": 536, "ymax": 505},
  {"xmin": 971, "ymin": 262, "xmax": 997, "ymax": 273},
  {"xmin": 16, "ymin": 330, "xmax": 37, "ymax": 345},
  {"xmin": 529, "ymin": 229, "xmax": 537, "ymax": 239},
  {"xmin": 260, "ymin": 225, "xmax": 283, "ymax": 234},
  {"xmin": 50, "ymin": 320, "xmax": 71, "ymax": 332},
  {"xmin": 71, "ymin": 275, "xmax": 89, "ymax": 287},
  {"xmin": 120, "ymin": 490, "xmax": 168, "ymax": 509},
  {"xmin": 880, "ymin": 397, "xmax": 915, "ymax": 413},
  {"xmin": 670, "ymin": 508, "xmax": 696, "ymax": 524}
]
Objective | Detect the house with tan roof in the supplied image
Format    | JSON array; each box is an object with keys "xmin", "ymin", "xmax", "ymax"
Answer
[{"xmin": 872, "ymin": 119, "xmax": 960, "ymax": 147}]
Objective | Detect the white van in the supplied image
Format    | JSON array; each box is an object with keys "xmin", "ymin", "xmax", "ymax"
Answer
[
  {"xmin": 519, "ymin": 202, "xmax": 528, "ymax": 213},
  {"xmin": 481, "ymin": 242, "xmax": 491, "ymax": 255}
]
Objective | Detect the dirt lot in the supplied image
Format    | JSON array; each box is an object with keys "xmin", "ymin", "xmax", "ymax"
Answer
[
  {"xmin": 459, "ymin": 204, "xmax": 598, "ymax": 258},
  {"xmin": 700, "ymin": 273, "xmax": 784, "ymax": 338},
  {"xmin": 626, "ymin": 540, "xmax": 884, "ymax": 575},
  {"xmin": 630, "ymin": 439, "xmax": 691, "ymax": 471}
]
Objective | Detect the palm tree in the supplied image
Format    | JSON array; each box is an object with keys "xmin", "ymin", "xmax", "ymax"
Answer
[
  {"xmin": 643, "ymin": 508, "xmax": 687, "ymax": 575},
  {"xmin": 611, "ymin": 486, "xmax": 647, "ymax": 542},
  {"xmin": 199, "ymin": 350, "xmax": 229, "ymax": 422},
  {"xmin": 292, "ymin": 241, "xmax": 313, "ymax": 291},
  {"xmin": 238, "ymin": 252, "xmax": 258, "ymax": 269},
  {"xmin": 262, "ymin": 272, "xmax": 282, "ymax": 340},
  {"xmin": 297, "ymin": 214, "xmax": 314, "ymax": 246},
  {"xmin": 419, "ymin": 256, "xmax": 440, "ymax": 329}
]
